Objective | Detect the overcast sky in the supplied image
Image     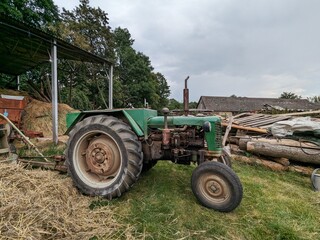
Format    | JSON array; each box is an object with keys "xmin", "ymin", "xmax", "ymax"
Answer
[{"xmin": 54, "ymin": 0, "xmax": 320, "ymax": 101}]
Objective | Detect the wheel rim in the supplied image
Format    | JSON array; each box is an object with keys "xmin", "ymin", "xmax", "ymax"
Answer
[
  {"xmin": 73, "ymin": 130, "xmax": 122, "ymax": 188},
  {"xmin": 198, "ymin": 173, "xmax": 231, "ymax": 205}
]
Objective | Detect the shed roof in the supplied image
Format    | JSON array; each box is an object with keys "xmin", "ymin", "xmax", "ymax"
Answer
[
  {"xmin": 0, "ymin": 13, "xmax": 112, "ymax": 76},
  {"xmin": 197, "ymin": 96, "xmax": 320, "ymax": 112}
]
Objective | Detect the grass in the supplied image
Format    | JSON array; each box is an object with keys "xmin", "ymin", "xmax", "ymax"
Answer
[
  {"xmin": 11, "ymin": 142, "xmax": 320, "ymax": 239},
  {"xmin": 93, "ymin": 161, "xmax": 320, "ymax": 240}
]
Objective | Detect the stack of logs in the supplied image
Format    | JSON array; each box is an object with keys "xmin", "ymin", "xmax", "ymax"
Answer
[
  {"xmin": 222, "ymin": 111, "xmax": 320, "ymax": 175},
  {"xmin": 234, "ymin": 137, "xmax": 319, "ymax": 175}
]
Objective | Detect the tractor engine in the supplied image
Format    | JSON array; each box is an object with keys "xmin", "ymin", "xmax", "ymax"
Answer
[{"xmin": 143, "ymin": 108, "xmax": 222, "ymax": 165}]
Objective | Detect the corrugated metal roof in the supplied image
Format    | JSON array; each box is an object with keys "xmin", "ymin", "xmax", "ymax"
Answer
[
  {"xmin": 197, "ymin": 96, "xmax": 320, "ymax": 112},
  {"xmin": 0, "ymin": 13, "xmax": 112, "ymax": 75}
]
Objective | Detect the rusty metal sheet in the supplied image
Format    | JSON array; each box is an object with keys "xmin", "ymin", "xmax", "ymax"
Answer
[{"xmin": 0, "ymin": 96, "xmax": 28, "ymax": 128}]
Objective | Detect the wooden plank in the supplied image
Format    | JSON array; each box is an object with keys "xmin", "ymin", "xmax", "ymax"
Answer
[
  {"xmin": 221, "ymin": 122, "xmax": 268, "ymax": 133},
  {"xmin": 276, "ymin": 110, "xmax": 320, "ymax": 117}
]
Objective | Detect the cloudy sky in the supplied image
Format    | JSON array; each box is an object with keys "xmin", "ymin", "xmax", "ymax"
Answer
[{"xmin": 54, "ymin": 0, "xmax": 320, "ymax": 101}]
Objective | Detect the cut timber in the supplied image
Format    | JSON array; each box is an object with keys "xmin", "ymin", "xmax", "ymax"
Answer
[
  {"xmin": 232, "ymin": 154, "xmax": 313, "ymax": 175},
  {"xmin": 239, "ymin": 140, "xmax": 320, "ymax": 165},
  {"xmin": 288, "ymin": 165, "xmax": 313, "ymax": 176},
  {"xmin": 276, "ymin": 110, "xmax": 320, "ymax": 117},
  {"xmin": 232, "ymin": 155, "xmax": 288, "ymax": 171},
  {"xmin": 221, "ymin": 122, "xmax": 268, "ymax": 134},
  {"xmin": 241, "ymin": 137, "xmax": 320, "ymax": 150},
  {"xmin": 273, "ymin": 157, "xmax": 290, "ymax": 167}
]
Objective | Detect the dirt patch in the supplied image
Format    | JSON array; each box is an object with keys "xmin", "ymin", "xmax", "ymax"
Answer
[
  {"xmin": 0, "ymin": 163, "xmax": 136, "ymax": 239},
  {"xmin": 22, "ymin": 99, "xmax": 77, "ymax": 137}
]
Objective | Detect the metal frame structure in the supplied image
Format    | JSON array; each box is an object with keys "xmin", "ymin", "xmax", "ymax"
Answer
[{"xmin": 0, "ymin": 14, "xmax": 114, "ymax": 143}]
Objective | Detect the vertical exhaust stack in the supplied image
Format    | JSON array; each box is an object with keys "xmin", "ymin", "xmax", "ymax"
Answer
[{"xmin": 184, "ymin": 76, "xmax": 190, "ymax": 116}]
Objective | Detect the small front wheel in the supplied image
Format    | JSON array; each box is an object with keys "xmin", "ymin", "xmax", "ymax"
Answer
[{"xmin": 191, "ymin": 161, "xmax": 243, "ymax": 212}]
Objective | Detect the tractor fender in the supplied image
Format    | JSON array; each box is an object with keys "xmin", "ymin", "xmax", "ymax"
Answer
[{"xmin": 65, "ymin": 109, "xmax": 144, "ymax": 137}]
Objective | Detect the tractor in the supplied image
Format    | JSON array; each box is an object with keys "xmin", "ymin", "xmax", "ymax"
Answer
[{"xmin": 65, "ymin": 79, "xmax": 243, "ymax": 212}]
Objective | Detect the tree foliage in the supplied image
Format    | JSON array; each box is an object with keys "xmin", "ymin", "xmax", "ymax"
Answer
[
  {"xmin": 1, "ymin": 0, "xmax": 171, "ymax": 111},
  {"xmin": 279, "ymin": 92, "xmax": 301, "ymax": 99},
  {"xmin": 0, "ymin": 0, "xmax": 59, "ymax": 28},
  {"xmin": 308, "ymin": 96, "xmax": 320, "ymax": 103},
  {"xmin": 113, "ymin": 27, "xmax": 170, "ymax": 109}
]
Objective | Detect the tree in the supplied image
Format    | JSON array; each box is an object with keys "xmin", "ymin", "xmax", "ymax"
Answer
[
  {"xmin": 308, "ymin": 96, "xmax": 320, "ymax": 103},
  {"xmin": 168, "ymin": 98, "xmax": 182, "ymax": 110},
  {"xmin": 154, "ymin": 72, "xmax": 170, "ymax": 108},
  {"xmin": 279, "ymin": 92, "xmax": 301, "ymax": 99},
  {"xmin": 60, "ymin": 0, "xmax": 115, "ymax": 58},
  {"xmin": 113, "ymin": 27, "xmax": 170, "ymax": 109},
  {"xmin": 54, "ymin": 0, "xmax": 115, "ymax": 109},
  {"xmin": 0, "ymin": 0, "xmax": 59, "ymax": 29},
  {"xmin": 0, "ymin": 0, "xmax": 60, "ymax": 98},
  {"xmin": 189, "ymin": 101, "xmax": 198, "ymax": 109}
]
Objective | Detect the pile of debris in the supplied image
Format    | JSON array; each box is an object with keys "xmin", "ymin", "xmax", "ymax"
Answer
[{"xmin": 223, "ymin": 111, "xmax": 320, "ymax": 174}]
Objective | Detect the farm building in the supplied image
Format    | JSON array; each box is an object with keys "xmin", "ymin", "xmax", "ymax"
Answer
[{"xmin": 197, "ymin": 96, "xmax": 320, "ymax": 115}]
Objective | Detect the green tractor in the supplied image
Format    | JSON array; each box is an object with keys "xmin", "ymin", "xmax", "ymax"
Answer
[{"xmin": 65, "ymin": 82, "xmax": 243, "ymax": 212}]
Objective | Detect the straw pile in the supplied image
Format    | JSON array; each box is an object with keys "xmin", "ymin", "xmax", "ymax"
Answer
[
  {"xmin": 0, "ymin": 163, "xmax": 136, "ymax": 240},
  {"xmin": 22, "ymin": 99, "xmax": 77, "ymax": 137}
]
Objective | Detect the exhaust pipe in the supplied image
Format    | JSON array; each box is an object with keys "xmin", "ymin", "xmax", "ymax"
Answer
[{"xmin": 184, "ymin": 76, "xmax": 189, "ymax": 116}]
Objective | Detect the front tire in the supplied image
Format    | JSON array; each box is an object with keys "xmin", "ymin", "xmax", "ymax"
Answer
[
  {"xmin": 191, "ymin": 161, "xmax": 243, "ymax": 212},
  {"xmin": 66, "ymin": 115, "xmax": 143, "ymax": 199}
]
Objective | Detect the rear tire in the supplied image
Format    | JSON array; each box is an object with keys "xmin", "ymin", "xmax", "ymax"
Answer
[
  {"xmin": 66, "ymin": 115, "xmax": 143, "ymax": 199},
  {"xmin": 191, "ymin": 161, "xmax": 243, "ymax": 212}
]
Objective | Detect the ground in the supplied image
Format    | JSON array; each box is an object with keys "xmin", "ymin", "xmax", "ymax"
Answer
[{"xmin": 1, "ymin": 90, "xmax": 320, "ymax": 239}]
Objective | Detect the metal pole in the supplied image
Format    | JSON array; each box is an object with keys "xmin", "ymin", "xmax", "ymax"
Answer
[
  {"xmin": 51, "ymin": 39, "xmax": 58, "ymax": 144},
  {"xmin": 17, "ymin": 75, "xmax": 20, "ymax": 90},
  {"xmin": 108, "ymin": 65, "xmax": 113, "ymax": 109}
]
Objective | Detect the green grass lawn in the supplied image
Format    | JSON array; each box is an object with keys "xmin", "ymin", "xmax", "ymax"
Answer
[{"xmin": 93, "ymin": 160, "xmax": 320, "ymax": 240}]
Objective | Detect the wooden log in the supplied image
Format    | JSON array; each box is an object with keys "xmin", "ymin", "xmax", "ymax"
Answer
[
  {"xmin": 232, "ymin": 154, "xmax": 313, "ymax": 175},
  {"xmin": 240, "ymin": 137, "xmax": 320, "ymax": 150},
  {"xmin": 232, "ymin": 154, "xmax": 288, "ymax": 171},
  {"xmin": 240, "ymin": 141, "xmax": 320, "ymax": 165},
  {"xmin": 276, "ymin": 110, "xmax": 320, "ymax": 117},
  {"xmin": 288, "ymin": 165, "xmax": 313, "ymax": 176},
  {"xmin": 273, "ymin": 157, "xmax": 290, "ymax": 167},
  {"xmin": 221, "ymin": 122, "xmax": 268, "ymax": 134}
]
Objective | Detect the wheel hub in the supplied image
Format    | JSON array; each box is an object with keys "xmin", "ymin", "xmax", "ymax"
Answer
[
  {"xmin": 203, "ymin": 176, "xmax": 226, "ymax": 199},
  {"xmin": 86, "ymin": 137, "xmax": 119, "ymax": 176},
  {"xmin": 206, "ymin": 180, "xmax": 223, "ymax": 196}
]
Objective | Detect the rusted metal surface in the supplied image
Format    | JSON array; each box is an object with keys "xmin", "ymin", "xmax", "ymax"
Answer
[
  {"xmin": 86, "ymin": 136, "xmax": 120, "ymax": 176},
  {"xmin": 162, "ymin": 129, "xmax": 171, "ymax": 148},
  {"xmin": 0, "ymin": 96, "xmax": 27, "ymax": 128},
  {"xmin": 18, "ymin": 155, "xmax": 67, "ymax": 172},
  {"xmin": 23, "ymin": 130, "xmax": 44, "ymax": 138}
]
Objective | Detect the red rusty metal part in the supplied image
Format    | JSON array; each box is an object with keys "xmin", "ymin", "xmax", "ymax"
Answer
[
  {"xmin": 23, "ymin": 130, "xmax": 44, "ymax": 138},
  {"xmin": 0, "ymin": 96, "xmax": 28, "ymax": 128}
]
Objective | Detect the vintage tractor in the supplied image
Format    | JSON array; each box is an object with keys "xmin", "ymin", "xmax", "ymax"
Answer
[{"xmin": 65, "ymin": 82, "xmax": 243, "ymax": 212}]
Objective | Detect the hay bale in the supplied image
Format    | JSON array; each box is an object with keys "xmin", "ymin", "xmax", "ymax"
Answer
[
  {"xmin": 22, "ymin": 99, "xmax": 76, "ymax": 137},
  {"xmin": 0, "ymin": 163, "xmax": 136, "ymax": 239}
]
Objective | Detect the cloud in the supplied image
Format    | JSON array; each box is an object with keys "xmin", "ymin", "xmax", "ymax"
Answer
[{"xmin": 55, "ymin": 0, "xmax": 320, "ymax": 101}]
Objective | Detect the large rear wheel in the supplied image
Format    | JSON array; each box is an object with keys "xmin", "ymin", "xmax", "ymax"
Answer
[
  {"xmin": 191, "ymin": 161, "xmax": 243, "ymax": 212},
  {"xmin": 66, "ymin": 115, "xmax": 143, "ymax": 199}
]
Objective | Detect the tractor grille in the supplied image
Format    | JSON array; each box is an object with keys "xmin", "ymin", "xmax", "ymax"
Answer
[{"xmin": 215, "ymin": 123, "xmax": 222, "ymax": 149}]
